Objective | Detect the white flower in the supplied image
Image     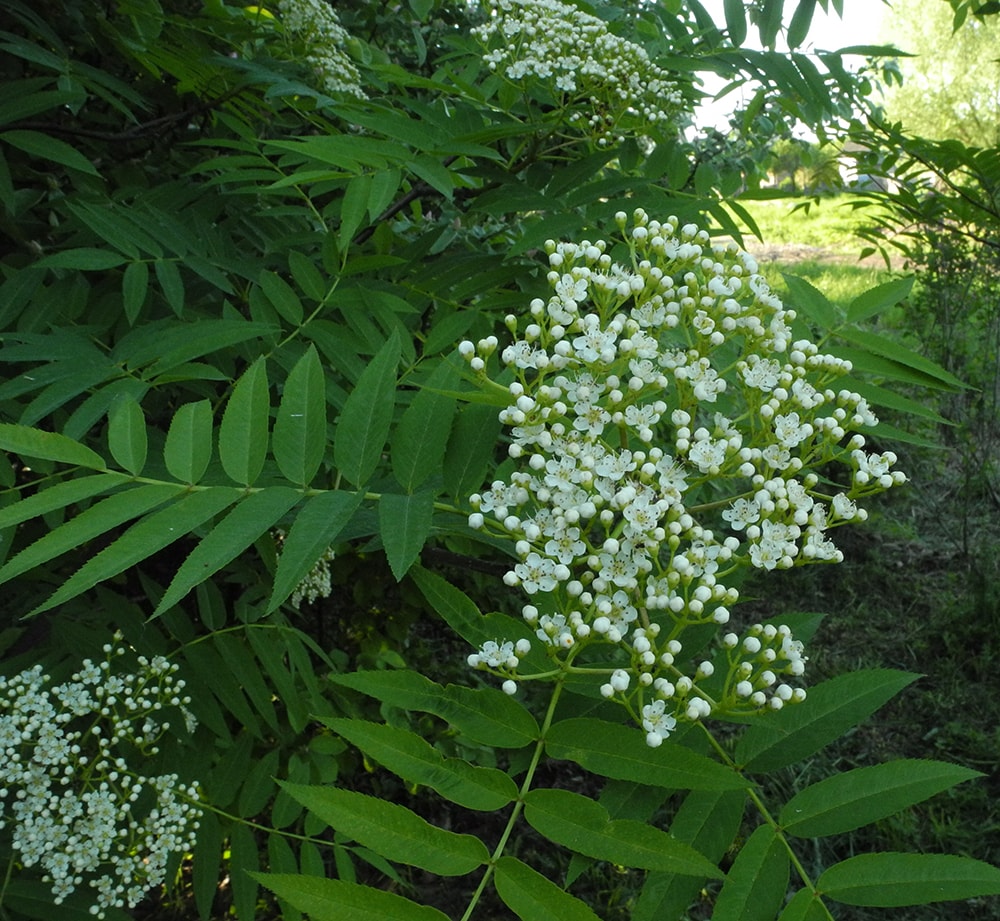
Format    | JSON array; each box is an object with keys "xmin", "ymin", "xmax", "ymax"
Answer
[
  {"xmin": 723, "ymin": 497, "xmax": 760, "ymax": 530},
  {"xmin": 641, "ymin": 699, "xmax": 677, "ymax": 747}
]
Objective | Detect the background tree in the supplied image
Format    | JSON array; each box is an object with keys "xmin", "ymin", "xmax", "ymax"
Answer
[{"xmin": 876, "ymin": 0, "xmax": 1000, "ymax": 147}]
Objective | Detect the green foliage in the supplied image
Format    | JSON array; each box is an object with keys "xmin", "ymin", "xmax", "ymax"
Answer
[
  {"xmin": 0, "ymin": 0, "xmax": 996, "ymax": 919},
  {"xmin": 879, "ymin": 0, "xmax": 1000, "ymax": 147}
]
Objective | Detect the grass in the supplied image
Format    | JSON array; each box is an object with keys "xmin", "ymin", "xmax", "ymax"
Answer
[
  {"xmin": 726, "ymin": 194, "xmax": 897, "ymax": 308},
  {"xmin": 736, "ymin": 194, "xmax": 877, "ymax": 254}
]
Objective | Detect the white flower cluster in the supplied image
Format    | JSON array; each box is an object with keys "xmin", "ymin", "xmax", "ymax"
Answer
[
  {"xmin": 273, "ymin": 530, "xmax": 337, "ymax": 609},
  {"xmin": 474, "ymin": 0, "xmax": 682, "ymax": 145},
  {"xmin": 461, "ymin": 208, "xmax": 906, "ymax": 745},
  {"xmin": 291, "ymin": 546, "xmax": 336, "ymax": 609},
  {"xmin": 276, "ymin": 0, "xmax": 366, "ymax": 99},
  {"xmin": 0, "ymin": 640, "xmax": 201, "ymax": 917}
]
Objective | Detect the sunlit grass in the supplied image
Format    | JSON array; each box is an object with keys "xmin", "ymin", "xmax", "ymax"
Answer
[
  {"xmin": 759, "ymin": 257, "xmax": 893, "ymax": 309},
  {"xmin": 736, "ymin": 194, "xmax": 877, "ymax": 254},
  {"xmin": 728, "ymin": 194, "xmax": 898, "ymax": 308}
]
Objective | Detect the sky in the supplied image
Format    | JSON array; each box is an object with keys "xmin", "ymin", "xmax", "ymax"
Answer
[{"xmin": 694, "ymin": 0, "xmax": 889, "ymax": 130}]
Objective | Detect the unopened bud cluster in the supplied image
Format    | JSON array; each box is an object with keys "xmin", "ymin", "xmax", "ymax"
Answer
[
  {"xmin": 474, "ymin": 0, "xmax": 682, "ymax": 145},
  {"xmin": 0, "ymin": 638, "xmax": 201, "ymax": 917},
  {"xmin": 461, "ymin": 208, "xmax": 906, "ymax": 745}
]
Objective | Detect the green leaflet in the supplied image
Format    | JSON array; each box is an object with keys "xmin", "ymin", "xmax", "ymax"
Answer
[
  {"xmin": 230, "ymin": 823, "xmax": 260, "ymax": 921},
  {"xmin": 786, "ymin": 0, "xmax": 817, "ymax": 49},
  {"xmin": 0, "ymin": 484, "xmax": 183, "ymax": 589},
  {"xmin": 780, "ymin": 759, "xmax": 982, "ymax": 838},
  {"xmin": 2, "ymin": 129, "xmax": 101, "ymax": 176},
  {"xmin": 192, "ymin": 811, "xmax": 223, "ymax": 921},
  {"xmin": 842, "ymin": 378, "xmax": 951, "ymax": 425},
  {"xmin": 320, "ymin": 717, "xmax": 518, "ymax": 811},
  {"xmin": 833, "ymin": 326, "xmax": 967, "ymax": 390},
  {"xmin": 391, "ymin": 362, "xmax": 457, "ymax": 492},
  {"xmin": 0, "ymin": 473, "xmax": 126, "ymax": 529},
  {"xmin": 368, "ymin": 168, "xmax": 401, "ymax": 220},
  {"xmin": 211, "ymin": 633, "xmax": 279, "ymax": 734},
  {"xmin": 254, "ymin": 874, "xmax": 450, "ymax": 921},
  {"xmin": 711, "ymin": 824, "xmax": 789, "ymax": 921},
  {"xmin": 205, "ymin": 731, "xmax": 255, "ymax": 809},
  {"xmin": 333, "ymin": 331, "xmax": 400, "ymax": 487},
  {"xmin": 259, "ymin": 269, "xmax": 304, "ymax": 326},
  {"xmin": 278, "ymin": 782, "xmax": 489, "ymax": 877},
  {"xmin": 107, "ymin": 398, "xmax": 147, "ymax": 476},
  {"xmin": 163, "ymin": 400, "xmax": 213, "ymax": 484},
  {"xmin": 0, "ymin": 422, "xmax": 106, "ymax": 469},
  {"xmin": 409, "ymin": 564, "xmax": 487, "ymax": 645},
  {"xmin": 777, "ymin": 889, "xmax": 831, "ymax": 921},
  {"xmin": 339, "ymin": 173, "xmax": 371, "ymax": 253},
  {"xmin": 288, "ymin": 250, "xmax": 327, "ymax": 302},
  {"xmin": 182, "ymin": 641, "xmax": 262, "ymax": 740},
  {"xmin": 818, "ymin": 853, "xmax": 1000, "ymax": 907},
  {"xmin": 545, "ymin": 718, "xmax": 748, "ymax": 791},
  {"xmin": 782, "ymin": 274, "xmax": 839, "ymax": 328},
  {"xmin": 237, "ymin": 750, "xmax": 280, "ymax": 818},
  {"xmin": 246, "ymin": 628, "xmax": 311, "ymax": 732},
  {"xmin": 65, "ymin": 200, "xmax": 142, "ymax": 259},
  {"xmin": 847, "ymin": 275, "xmax": 915, "ymax": 323},
  {"xmin": 122, "ymin": 261, "xmax": 149, "ymax": 324},
  {"xmin": 494, "ymin": 857, "xmax": 603, "ymax": 921},
  {"xmin": 153, "ymin": 258, "xmax": 184, "ymax": 316},
  {"xmin": 120, "ymin": 320, "xmax": 278, "ymax": 374},
  {"xmin": 33, "ymin": 486, "xmax": 241, "ymax": 616},
  {"xmin": 722, "ymin": 0, "xmax": 747, "ymax": 42},
  {"xmin": 154, "ymin": 487, "xmax": 300, "ymax": 616},
  {"xmin": 330, "ymin": 670, "xmax": 539, "ymax": 749},
  {"xmin": 272, "ymin": 344, "xmax": 326, "ymax": 487},
  {"xmin": 735, "ymin": 669, "xmax": 921, "ymax": 772},
  {"xmin": 378, "ymin": 489, "xmax": 435, "ymax": 581},
  {"xmin": 219, "ymin": 358, "xmax": 270, "ymax": 486},
  {"xmin": 408, "ymin": 567, "xmax": 545, "ymax": 674},
  {"xmin": 633, "ymin": 789, "xmax": 746, "ymax": 921},
  {"xmin": 267, "ymin": 490, "xmax": 363, "ymax": 613},
  {"xmin": 523, "ymin": 788, "xmax": 723, "ymax": 879}
]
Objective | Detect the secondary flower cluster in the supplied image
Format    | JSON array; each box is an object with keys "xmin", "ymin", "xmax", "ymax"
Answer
[
  {"xmin": 474, "ymin": 0, "xmax": 683, "ymax": 145},
  {"xmin": 276, "ymin": 0, "xmax": 366, "ymax": 99},
  {"xmin": 272, "ymin": 529, "xmax": 336, "ymax": 610},
  {"xmin": 0, "ymin": 640, "xmax": 201, "ymax": 917},
  {"xmin": 461, "ymin": 208, "xmax": 906, "ymax": 746}
]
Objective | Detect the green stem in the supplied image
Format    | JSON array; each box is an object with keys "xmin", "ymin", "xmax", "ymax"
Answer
[
  {"xmin": 459, "ymin": 679, "xmax": 566, "ymax": 921},
  {"xmin": 0, "ymin": 851, "xmax": 15, "ymax": 916},
  {"xmin": 698, "ymin": 724, "xmax": 822, "ymax": 902}
]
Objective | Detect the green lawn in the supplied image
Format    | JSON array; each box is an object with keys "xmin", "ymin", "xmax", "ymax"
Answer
[{"xmin": 727, "ymin": 194, "xmax": 898, "ymax": 308}]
